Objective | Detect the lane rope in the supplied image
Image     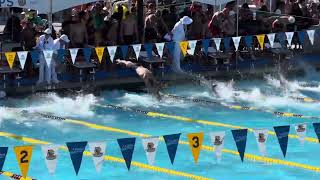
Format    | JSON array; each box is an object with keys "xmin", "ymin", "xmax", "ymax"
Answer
[
  {"xmin": 0, "ymin": 131, "xmax": 212, "ymax": 180},
  {"xmin": 0, "ymin": 171, "xmax": 35, "ymax": 180}
]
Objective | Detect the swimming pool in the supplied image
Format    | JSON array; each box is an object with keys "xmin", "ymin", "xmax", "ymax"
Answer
[{"xmin": 1, "ymin": 73, "xmax": 320, "ymax": 180}]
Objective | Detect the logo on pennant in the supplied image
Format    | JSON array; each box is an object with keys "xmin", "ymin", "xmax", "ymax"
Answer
[
  {"xmin": 69, "ymin": 48, "xmax": 79, "ymax": 64},
  {"xmin": 142, "ymin": 137, "xmax": 159, "ymax": 165},
  {"xmin": 66, "ymin": 141, "xmax": 87, "ymax": 175},
  {"xmin": 187, "ymin": 132, "xmax": 204, "ymax": 163},
  {"xmin": 213, "ymin": 38, "xmax": 221, "ymax": 51},
  {"xmin": 295, "ymin": 124, "xmax": 307, "ymax": 144},
  {"xmin": 14, "ymin": 146, "xmax": 33, "ymax": 178},
  {"xmin": 41, "ymin": 145, "xmax": 59, "ymax": 175},
  {"xmin": 89, "ymin": 142, "xmax": 106, "ymax": 173},
  {"xmin": 107, "ymin": 46, "xmax": 117, "ymax": 63},
  {"xmin": 267, "ymin": 34, "xmax": 276, "ymax": 48},
  {"xmin": 253, "ymin": 129, "xmax": 268, "ymax": 156},
  {"xmin": 232, "ymin": 37, "xmax": 241, "ymax": 51},
  {"xmin": 180, "ymin": 41, "xmax": 189, "ymax": 57},
  {"xmin": 274, "ymin": 126, "xmax": 290, "ymax": 158},
  {"xmin": 163, "ymin": 133, "xmax": 181, "ymax": 164},
  {"xmin": 307, "ymin": 30, "xmax": 315, "ymax": 45},
  {"xmin": 155, "ymin": 43, "xmax": 165, "ymax": 58},
  {"xmin": 5, "ymin": 52, "xmax": 16, "ymax": 69},
  {"xmin": 43, "ymin": 50, "xmax": 54, "ymax": 68},
  {"xmin": 231, "ymin": 129, "xmax": 248, "ymax": 162},
  {"xmin": 256, "ymin": 35, "xmax": 265, "ymax": 50},
  {"xmin": 117, "ymin": 138, "xmax": 136, "ymax": 170},
  {"xmin": 285, "ymin": 32, "xmax": 294, "ymax": 47},
  {"xmin": 210, "ymin": 132, "xmax": 225, "ymax": 162},
  {"xmin": 17, "ymin": 51, "xmax": 28, "ymax": 69},
  {"xmin": 95, "ymin": 47, "xmax": 105, "ymax": 63},
  {"xmin": 132, "ymin": 44, "xmax": 141, "ymax": 60},
  {"xmin": 0, "ymin": 147, "xmax": 8, "ymax": 172},
  {"xmin": 187, "ymin": 40, "xmax": 197, "ymax": 55}
]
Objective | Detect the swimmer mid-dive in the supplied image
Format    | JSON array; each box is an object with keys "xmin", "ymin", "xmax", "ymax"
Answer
[{"xmin": 116, "ymin": 59, "xmax": 161, "ymax": 100}]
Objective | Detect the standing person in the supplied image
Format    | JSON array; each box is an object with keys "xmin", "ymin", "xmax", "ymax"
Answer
[
  {"xmin": 70, "ymin": 11, "xmax": 88, "ymax": 48},
  {"xmin": 120, "ymin": 10, "xmax": 138, "ymax": 45},
  {"xmin": 52, "ymin": 34, "xmax": 70, "ymax": 84},
  {"xmin": 35, "ymin": 28, "xmax": 54, "ymax": 85}
]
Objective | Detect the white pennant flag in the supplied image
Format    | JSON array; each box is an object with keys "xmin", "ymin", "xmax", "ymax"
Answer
[
  {"xmin": 213, "ymin": 38, "xmax": 221, "ymax": 51},
  {"xmin": 253, "ymin": 129, "xmax": 268, "ymax": 157},
  {"xmin": 41, "ymin": 144, "xmax": 59, "ymax": 175},
  {"xmin": 187, "ymin": 40, "xmax": 197, "ymax": 55},
  {"xmin": 132, "ymin": 44, "xmax": 141, "ymax": 60},
  {"xmin": 307, "ymin": 30, "xmax": 315, "ymax": 45},
  {"xmin": 232, "ymin": 37, "xmax": 241, "ymax": 51},
  {"xmin": 43, "ymin": 50, "xmax": 54, "ymax": 68},
  {"xmin": 107, "ymin": 46, "xmax": 117, "ymax": 62},
  {"xmin": 69, "ymin": 48, "xmax": 79, "ymax": 64},
  {"xmin": 295, "ymin": 124, "xmax": 307, "ymax": 144},
  {"xmin": 155, "ymin": 43, "xmax": 165, "ymax": 58},
  {"xmin": 17, "ymin": 51, "xmax": 28, "ymax": 69},
  {"xmin": 142, "ymin": 137, "xmax": 159, "ymax": 165},
  {"xmin": 285, "ymin": 32, "xmax": 294, "ymax": 47},
  {"xmin": 89, "ymin": 142, "xmax": 106, "ymax": 173},
  {"xmin": 267, "ymin": 33, "xmax": 276, "ymax": 48},
  {"xmin": 210, "ymin": 131, "xmax": 225, "ymax": 163}
]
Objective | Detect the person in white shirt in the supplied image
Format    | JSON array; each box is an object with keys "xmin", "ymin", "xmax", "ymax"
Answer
[
  {"xmin": 35, "ymin": 28, "xmax": 54, "ymax": 85},
  {"xmin": 52, "ymin": 34, "xmax": 70, "ymax": 84}
]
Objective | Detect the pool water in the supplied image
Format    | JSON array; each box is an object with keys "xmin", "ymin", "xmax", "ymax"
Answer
[{"xmin": 1, "ymin": 73, "xmax": 320, "ymax": 180}]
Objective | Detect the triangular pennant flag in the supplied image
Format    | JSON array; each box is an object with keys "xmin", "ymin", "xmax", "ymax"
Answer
[
  {"xmin": 43, "ymin": 50, "xmax": 54, "ymax": 68},
  {"xmin": 187, "ymin": 40, "xmax": 197, "ymax": 55},
  {"xmin": 95, "ymin": 47, "xmax": 105, "ymax": 63},
  {"xmin": 30, "ymin": 50, "xmax": 40, "ymax": 64},
  {"xmin": 166, "ymin": 42, "xmax": 175, "ymax": 56},
  {"xmin": 202, "ymin": 39, "xmax": 210, "ymax": 55},
  {"xmin": 224, "ymin": 37, "xmax": 231, "ymax": 52},
  {"xmin": 187, "ymin": 132, "xmax": 204, "ymax": 163},
  {"xmin": 69, "ymin": 48, "xmax": 79, "ymax": 64},
  {"xmin": 155, "ymin": 43, "xmax": 165, "ymax": 58},
  {"xmin": 142, "ymin": 137, "xmax": 159, "ymax": 165},
  {"xmin": 298, "ymin": 31, "xmax": 305, "ymax": 45},
  {"xmin": 267, "ymin": 33, "xmax": 276, "ymax": 48},
  {"xmin": 17, "ymin": 51, "xmax": 28, "ymax": 69},
  {"xmin": 41, "ymin": 144, "xmax": 59, "ymax": 175},
  {"xmin": 295, "ymin": 124, "xmax": 307, "ymax": 144},
  {"xmin": 231, "ymin": 129, "xmax": 248, "ymax": 162},
  {"xmin": 107, "ymin": 46, "xmax": 117, "ymax": 63},
  {"xmin": 5, "ymin": 52, "xmax": 16, "ymax": 69},
  {"xmin": 285, "ymin": 32, "xmax": 294, "ymax": 47},
  {"xmin": 144, "ymin": 43, "xmax": 154, "ymax": 59},
  {"xmin": 57, "ymin": 49, "xmax": 65, "ymax": 63},
  {"xmin": 278, "ymin": 32, "xmax": 286, "ymax": 46},
  {"xmin": 274, "ymin": 126, "xmax": 290, "ymax": 158},
  {"xmin": 253, "ymin": 129, "xmax": 269, "ymax": 156},
  {"xmin": 0, "ymin": 147, "xmax": 8, "ymax": 172},
  {"xmin": 163, "ymin": 133, "xmax": 181, "ymax": 164},
  {"xmin": 132, "ymin": 44, "xmax": 142, "ymax": 60},
  {"xmin": 307, "ymin": 30, "xmax": 315, "ymax": 45},
  {"xmin": 232, "ymin": 37, "xmax": 241, "ymax": 51},
  {"xmin": 83, "ymin": 48, "xmax": 92, "ymax": 62},
  {"xmin": 256, "ymin": 34, "xmax": 265, "ymax": 49},
  {"xmin": 66, "ymin": 141, "xmax": 87, "ymax": 175},
  {"xmin": 117, "ymin": 138, "xmax": 136, "ymax": 170},
  {"xmin": 313, "ymin": 123, "xmax": 320, "ymax": 143},
  {"xmin": 88, "ymin": 142, "xmax": 106, "ymax": 173},
  {"xmin": 244, "ymin": 36, "xmax": 253, "ymax": 47},
  {"xmin": 120, "ymin": 45, "xmax": 129, "ymax": 59},
  {"xmin": 210, "ymin": 131, "xmax": 225, "ymax": 163},
  {"xmin": 213, "ymin": 38, "xmax": 221, "ymax": 51},
  {"xmin": 179, "ymin": 41, "xmax": 189, "ymax": 57},
  {"xmin": 14, "ymin": 146, "xmax": 33, "ymax": 179}
]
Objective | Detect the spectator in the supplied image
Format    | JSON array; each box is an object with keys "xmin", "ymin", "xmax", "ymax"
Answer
[
  {"xmin": 275, "ymin": 1, "xmax": 285, "ymax": 15},
  {"xmin": 120, "ymin": 10, "xmax": 139, "ymax": 45},
  {"xmin": 256, "ymin": 5, "xmax": 271, "ymax": 33},
  {"xmin": 309, "ymin": 2, "xmax": 319, "ymax": 25},
  {"xmin": 238, "ymin": 3, "xmax": 254, "ymax": 35},
  {"xmin": 70, "ymin": 11, "xmax": 88, "ymax": 48},
  {"xmin": 3, "ymin": 12, "xmax": 22, "ymax": 42},
  {"xmin": 162, "ymin": 5, "xmax": 178, "ymax": 31},
  {"xmin": 21, "ymin": 20, "xmax": 36, "ymax": 51},
  {"xmin": 188, "ymin": 2, "xmax": 206, "ymax": 39},
  {"xmin": 92, "ymin": 2, "xmax": 106, "ymax": 46}
]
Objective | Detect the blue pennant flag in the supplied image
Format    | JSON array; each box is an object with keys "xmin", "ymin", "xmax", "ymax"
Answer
[
  {"xmin": 144, "ymin": 43, "xmax": 154, "ymax": 59},
  {"xmin": 57, "ymin": 49, "xmax": 65, "ymax": 63},
  {"xmin": 121, "ymin": 45, "xmax": 129, "ymax": 59},
  {"xmin": 117, "ymin": 138, "xmax": 136, "ymax": 170},
  {"xmin": 66, "ymin": 141, "xmax": 87, "ymax": 175},
  {"xmin": 202, "ymin": 39, "xmax": 210, "ymax": 56},
  {"xmin": 0, "ymin": 147, "xmax": 8, "ymax": 172},
  {"xmin": 313, "ymin": 123, "xmax": 320, "ymax": 143},
  {"xmin": 278, "ymin": 32, "xmax": 286, "ymax": 46},
  {"xmin": 231, "ymin": 129, "xmax": 248, "ymax": 162},
  {"xmin": 244, "ymin": 36, "xmax": 253, "ymax": 47},
  {"xmin": 274, "ymin": 126, "xmax": 290, "ymax": 158},
  {"xmin": 166, "ymin": 42, "xmax": 175, "ymax": 57},
  {"xmin": 298, "ymin": 31, "xmax": 305, "ymax": 45},
  {"xmin": 224, "ymin": 37, "xmax": 231, "ymax": 52},
  {"xmin": 83, "ymin": 48, "xmax": 92, "ymax": 62},
  {"xmin": 30, "ymin": 50, "xmax": 40, "ymax": 65},
  {"xmin": 163, "ymin": 133, "xmax": 181, "ymax": 164}
]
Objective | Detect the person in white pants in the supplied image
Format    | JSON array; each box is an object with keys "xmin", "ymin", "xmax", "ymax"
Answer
[
  {"xmin": 52, "ymin": 34, "xmax": 70, "ymax": 84},
  {"xmin": 35, "ymin": 28, "xmax": 54, "ymax": 85}
]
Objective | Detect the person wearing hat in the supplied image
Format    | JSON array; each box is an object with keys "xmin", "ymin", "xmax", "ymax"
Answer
[{"xmin": 35, "ymin": 28, "xmax": 54, "ymax": 85}]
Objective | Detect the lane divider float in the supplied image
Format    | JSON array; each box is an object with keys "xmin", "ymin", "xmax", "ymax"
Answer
[{"xmin": 0, "ymin": 171, "xmax": 35, "ymax": 180}]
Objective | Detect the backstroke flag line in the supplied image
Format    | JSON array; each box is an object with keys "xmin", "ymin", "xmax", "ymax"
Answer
[
  {"xmin": 66, "ymin": 141, "xmax": 87, "ymax": 175},
  {"xmin": 267, "ymin": 33, "xmax": 276, "ymax": 48},
  {"xmin": 256, "ymin": 35, "xmax": 265, "ymax": 50},
  {"xmin": 155, "ymin": 43, "xmax": 165, "ymax": 58},
  {"xmin": 232, "ymin": 37, "xmax": 241, "ymax": 51},
  {"xmin": 187, "ymin": 132, "xmax": 204, "ymax": 163},
  {"xmin": 95, "ymin": 47, "xmax": 105, "ymax": 63},
  {"xmin": 89, "ymin": 142, "xmax": 106, "ymax": 173},
  {"xmin": 232, "ymin": 129, "xmax": 248, "ymax": 162},
  {"xmin": 69, "ymin": 48, "xmax": 79, "ymax": 64},
  {"xmin": 274, "ymin": 126, "xmax": 290, "ymax": 158},
  {"xmin": 14, "ymin": 146, "xmax": 33, "ymax": 178},
  {"xmin": 41, "ymin": 144, "xmax": 59, "ymax": 175},
  {"xmin": 307, "ymin": 30, "xmax": 315, "ymax": 45},
  {"xmin": 313, "ymin": 123, "xmax": 320, "ymax": 143},
  {"xmin": 17, "ymin": 51, "xmax": 28, "ymax": 69},
  {"xmin": 43, "ymin": 50, "xmax": 54, "ymax": 68},
  {"xmin": 117, "ymin": 138, "xmax": 136, "ymax": 170},
  {"xmin": 180, "ymin": 41, "xmax": 189, "ymax": 57},
  {"xmin": 107, "ymin": 46, "xmax": 117, "ymax": 63},
  {"xmin": 5, "ymin": 52, "xmax": 16, "ymax": 69},
  {"xmin": 286, "ymin": 32, "xmax": 294, "ymax": 47},
  {"xmin": 132, "ymin": 44, "xmax": 142, "ymax": 60},
  {"xmin": 295, "ymin": 124, "xmax": 307, "ymax": 144},
  {"xmin": 163, "ymin": 133, "xmax": 181, "ymax": 164},
  {"xmin": 210, "ymin": 131, "xmax": 225, "ymax": 163},
  {"xmin": 213, "ymin": 38, "xmax": 221, "ymax": 51},
  {"xmin": 187, "ymin": 40, "xmax": 197, "ymax": 55},
  {"xmin": 0, "ymin": 147, "xmax": 8, "ymax": 172},
  {"xmin": 253, "ymin": 129, "xmax": 268, "ymax": 156},
  {"xmin": 142, "ymin": 137, "xmax": 160, "ymax": 165}
]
